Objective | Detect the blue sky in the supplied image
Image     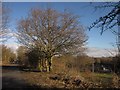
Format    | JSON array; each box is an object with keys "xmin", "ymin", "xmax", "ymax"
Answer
[{"xmin": 3, "ymin": 2, "xmax": 117, "ymax": 50}]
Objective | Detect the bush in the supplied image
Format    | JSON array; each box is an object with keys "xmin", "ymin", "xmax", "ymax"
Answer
[{"xmin": 65, "ymin": 55, "xmax": 93, "ymax": 72}]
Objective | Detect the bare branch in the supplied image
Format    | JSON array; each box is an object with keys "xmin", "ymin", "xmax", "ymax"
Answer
[{"xmin": 17, "ymin": 8, "xmax": 87, "ymax": 57}]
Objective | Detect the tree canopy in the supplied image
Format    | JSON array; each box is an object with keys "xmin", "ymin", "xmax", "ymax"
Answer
[{"xmin": 17, "ymin": 8, "xmax": 87, "ymax": 71}]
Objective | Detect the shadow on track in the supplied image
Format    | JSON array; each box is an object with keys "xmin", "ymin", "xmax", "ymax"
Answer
[{"xmin": 2, "ymin": 65, "xmax": 43, "ymax": 90}]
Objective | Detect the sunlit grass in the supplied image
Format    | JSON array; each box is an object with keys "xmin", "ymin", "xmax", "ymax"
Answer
[
  {"xmin": 80, "ymin": 72, "xmax": 113, "ymax": 87},
  {"xmin": 93, "ymin": 73, "xmax": 113, "ymax": 79}
]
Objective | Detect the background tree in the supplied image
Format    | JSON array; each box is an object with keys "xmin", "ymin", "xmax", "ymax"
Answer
[
  {"xmin": 1, "ymin": 45, "xmax": 16, "ymax": 64},
  {"xmin": 17, "ymin": 46, "xmax": 28, "ymax": 66},
  {"xmin": 66, "ymin": 55, "xmax": 93, "ymax": 72},
  {"xmin": 17, "ymin": 8, "xmax": 87, "ymax": 72}
]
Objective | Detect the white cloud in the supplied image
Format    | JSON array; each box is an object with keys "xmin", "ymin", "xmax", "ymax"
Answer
[
  {"xmin": 85, "ymin": 47, "xmax": 117, "ymax": 57},
  {"xmin": 3, "ymin": 43, "xmax": 118, "ymax": 57}
]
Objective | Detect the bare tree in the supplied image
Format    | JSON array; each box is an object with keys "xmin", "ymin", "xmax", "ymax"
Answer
[
  {"xmin": 17, "ymin": 46, "xmax": 28, "ymax": 66},
  {"xmin": 1, "ymin": 45, "xmax": 16, "ymax": 64},
  {"xmin": 89, "ymin": 2, "xmax": 120, "ymax": 50},
  {"xmin": 89, "ymin": 2, "xmax": 120, "ymax": 73},
  {"xmin": 17, "ymin": 8, "xmax": 87, "ymax": 72},
  {"xmin": 89, "ymin": 2, "xmax": 120, "ymax": 35},
  {"xmin": 0, "ymin": 5, "xmax": 11, "ymax": 42}
]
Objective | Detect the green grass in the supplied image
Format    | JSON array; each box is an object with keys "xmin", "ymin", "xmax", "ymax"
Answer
[
  {"xmin": 80, "ymin": 72, "xmax": 113, "ymax": 79},
  {"xmin": 93, "ymin": 73, "xmax": 113, "ymax": 79},
  {"xmin": 80, "ymin": 72, "xmax": 113, "ymax": 87}
]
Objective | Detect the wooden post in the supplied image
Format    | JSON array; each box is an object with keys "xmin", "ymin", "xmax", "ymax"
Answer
[
  {"xmin": 92, "ymin": 58, "xmax": 95, "ymax": 73},
  {"xmin": 92, "ymin": 62, "xmax": 94, "ymax": 73}
]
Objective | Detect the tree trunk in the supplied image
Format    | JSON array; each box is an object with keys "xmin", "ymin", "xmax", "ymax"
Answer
[
  {"xmin": 45, "ymin": 59, "xmax": 49, "ymax": 72},
  {"xmin": 92, "ymin": 62, "xmax": 94, "ymax": 73},
  {"xmin": 46, "ymin": 57, "xmax": 52, "ymax": 72},
  {"xmin": 38, "ymin": 60, "xmax": 43, "ymax": 71}
]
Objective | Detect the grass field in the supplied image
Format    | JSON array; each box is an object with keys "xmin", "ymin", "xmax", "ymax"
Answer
[{"xmin": 80, "ymin": 72, "xmax": 114, "ymax": 87}]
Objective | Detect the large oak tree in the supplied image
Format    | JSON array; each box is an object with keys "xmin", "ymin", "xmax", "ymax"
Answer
[{"xmin": 17, "ymin": 8, "xmax": 87, "ymax": 72}]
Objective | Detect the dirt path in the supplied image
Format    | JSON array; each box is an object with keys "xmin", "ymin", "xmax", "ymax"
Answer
[{"xmin": 1, "ymin": 65, "xmax": 37, "ymax": 89}]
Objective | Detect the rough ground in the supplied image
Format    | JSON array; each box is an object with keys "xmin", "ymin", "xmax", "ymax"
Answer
[
  {"xmin": 1, "ymin": 65, "xmax": 120, "ymax": 89},
  {"xmin": 2, "ymin": 65, "xmax": 40, "ymax": 89},
  {"xmin": 1, "ymin": 65, "xmax": 94, "ymax": 89}
]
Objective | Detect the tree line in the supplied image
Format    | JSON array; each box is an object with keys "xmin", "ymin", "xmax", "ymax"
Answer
[{"xmin": 1, "ymin": 45, "xmax": 16, "ymax": 64}]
